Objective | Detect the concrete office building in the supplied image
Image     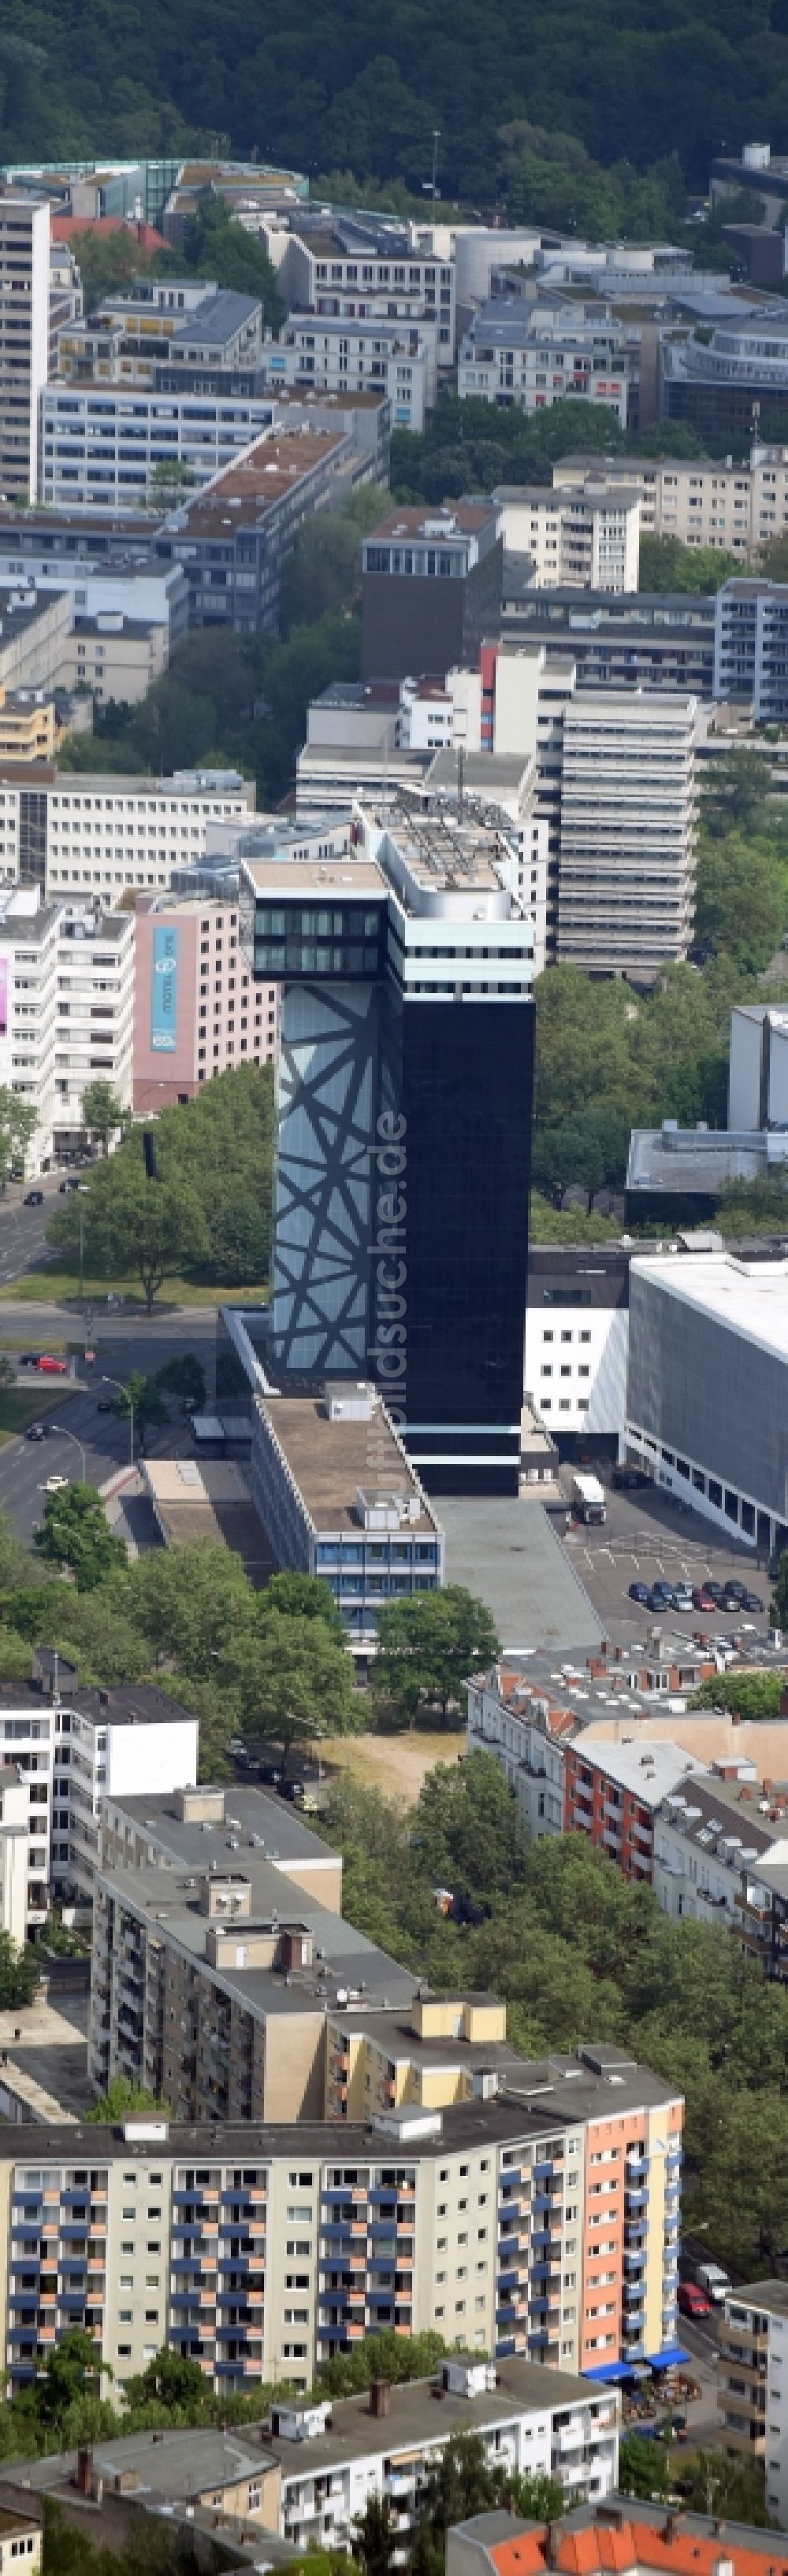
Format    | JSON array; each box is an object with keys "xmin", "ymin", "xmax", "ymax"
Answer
[
  {"xmin": 625, "ymin": 1247, "xmax": 788, "ymax": 1559},
  {"xmin": 458, "ymin": 302, "xmax": 638, "ymax": 428},
  {"xmin": 240, "ymin": 799, "xmax": 534, "ymax": 1493},
  {"xmin": 0, "ymin": 766, "xmax": 255, "ymax": 902},
  {"xmin": 500, "ymin": 584, "xmax": 716, "ymax": 699},
  {"xmin": 495, "ymin": 484, "xmax": 641, "ymax": 592},
  {"xmin": 362, "ymin": 503, "xmax": 504, "ymax": 684},
  {"xmin": 0, "ymin": 552, "xmax": 188, "ymax": 665},
  {"xmin": 713, "ymin": 577, "xmax": 788, "ymax": 718},
  {"xmin": 39, "ymin": 382, "xmax": 279, "ymax": 514},
  {"xmin": 0, "ymin": 587, "xmax": 72, "ymax": 699},
  {"xmin": 662, "ymin": 311, "xmax": 788, "ymax": 443},
  {"xmin": 0, "ymin": 193, "xmax": 50, "ymax": 504},
  {"xmin": 245, "ymin": 1378, "xmax": 444, "ymax": 1657},
  {"xmin": 719, "ymin": 2279, "xmax": 788, "ymax": 2523},
  {"xmin": 729, "ymin": 1003, "xmax": 788, "ymax": 1130},
  {"xmin": 556, "ymin": 691, "xmax": 698, "ymax": 980},
  {"xmin": 155, "ymin": 428, "xmax": 368, "ymax": 634},
  {"xmin": 0, "ymin": 1659, "xmax": 197, "ymax": 1929},
  {"xmin": 526, "ymin": 1245, "xmax": 631, "ymax": 1445},
  {"xmin": 132, "ymin": 889, "xmax": 278, "ymax": 1110}
]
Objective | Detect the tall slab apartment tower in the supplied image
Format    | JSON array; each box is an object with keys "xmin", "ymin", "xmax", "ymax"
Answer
[{"xmin": 240, "ymin": 798, "xmax": 534, "ymax": 1493}]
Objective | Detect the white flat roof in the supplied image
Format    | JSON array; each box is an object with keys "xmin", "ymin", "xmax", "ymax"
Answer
[
  {"xmin": 576, "ymin": 1737, "xmax": 708, "ymax": 1806},
  {"xmin": 630, "ymin": 1251, "xmax": 788, "ymax": 1363}
]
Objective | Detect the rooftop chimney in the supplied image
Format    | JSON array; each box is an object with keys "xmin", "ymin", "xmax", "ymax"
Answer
[{"xmin": 370, "ymin": 2380, "xmax": 391, "ymax": 2418}]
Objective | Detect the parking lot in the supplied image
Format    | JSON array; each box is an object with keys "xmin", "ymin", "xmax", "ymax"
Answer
[{"xmin": 554, "ymin": 1473, "xmax": 775, "ymax": 1645}]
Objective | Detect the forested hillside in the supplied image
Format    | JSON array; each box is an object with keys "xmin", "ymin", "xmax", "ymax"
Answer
[{"xmin": 5, "ymin": 0, "xmax": 788, "ymax": 200}]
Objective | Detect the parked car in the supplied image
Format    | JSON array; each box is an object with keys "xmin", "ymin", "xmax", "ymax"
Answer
[
  {"xmin": 43, "ymin": 1474, "xmax": 69, "ymax": 1494},
  {"xmin": 628, "ymin": 1581, "xmax": 652, "ymax": 1604},
  {"xmin": 740, "ymin": 1590, "xmax": 764, "ymax": 1612},
  {"xmin": 612, "ymin": 1466, "xmax": 651, "ymax": 1491},
  {"xmin": 701, "ymin": 1580, "xmax": 727, "ymax": 1604},
  {"xmin": 647, "ymin": 1586, "xmax": 678, "ymax": 1611},
  {"xmin": 692, "ymin": 1587, "xmax": 717, "ymax": 1611},
  {"xmin": 25, "ymin": 1423, "xmax": 46, "ymax": 1443},
  {"xmin": 673, "ymin": 1585, "xmax": 694, "ymax": 1610},
  {"xmin": 19, "ymin": 1352, "xmax": 42, "ymax": 1367},
  {"xmin": 58, "ymin": 1176, "xmax": 81, "ymax": 1194},
  {"xmin": 678, "ymin": 2281, "xmax": 712, "ymax": 2318},
  {"xmin": 23, "ymin": 1189, "xmax": 43, "ymax": 1206},
  {"xmin": 723, "ymin": 1580, "xmax": 748, "ymax": 1603},
  {"xmin": 36, "ymin": 1355, "xmax": 69, "ymax": 1374}
]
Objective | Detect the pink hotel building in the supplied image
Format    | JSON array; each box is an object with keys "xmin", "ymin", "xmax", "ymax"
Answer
[{"xmin": 132, "ymin": 894, "xmax": 278, "ymax": 1110}]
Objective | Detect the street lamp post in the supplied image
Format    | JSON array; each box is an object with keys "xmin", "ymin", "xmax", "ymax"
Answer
[
  {"xmin": 48, "ymin": 1424, "xmax": 87, "ymax": 1481},
  {"xmin": 102, "ymin": 1372, "xmax": 134, "ymax": 1469}
]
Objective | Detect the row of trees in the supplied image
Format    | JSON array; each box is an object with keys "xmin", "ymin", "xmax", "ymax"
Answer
[{"xmin": 46, "ymin": 1063, "xmax": 274, "ymax": 1303}]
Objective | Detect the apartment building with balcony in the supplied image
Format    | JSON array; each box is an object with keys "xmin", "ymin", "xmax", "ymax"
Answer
[
  {"xmin": 0, "ymin": 1661, "xmax": 197, "ymax": 1931},
  {"xmin": 268, "ymin": 213, "xmax": 455, "ymax": 368},
  {"xmin": 494, "ymin": 484, "xmax": 641, "ymax": 592},
  {"xmin": 500, "ymin": 584, "xmax": 716, "ymax": 699},
  {"xmin": 154, "ymin": 428, "xmax": 366, "ymax": 635},
  {"xmin": 652, "ymin": 1773, "xmax": 788, "ymax": 1976},
  {"xmin": 556, "ymin": 691, "xmax": 699, "ymax": 983},
  {"xmin": 719, "ymin": 2278, "xmax": 788, "ymax": 2522},
  {"xmin": 39, "ymin": 381, "xmax": 278, "ymax": 514},
  {"xmin": 458, "ymin": 303, "xmax": 638, "ymax": 429},
  {"xmin": 0, "ymin": 887, "xmax": 134, "ymax": 1169},
  {"xmin": 552, "ymin": 445, "xmax": 788, "ymax": 562},
  {"xmin": 263, "ymin": 313, "xmax": 433, "ymax": 432}
]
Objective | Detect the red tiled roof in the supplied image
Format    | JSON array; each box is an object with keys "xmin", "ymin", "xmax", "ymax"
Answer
[{"xmin": 489, "ymin": 2526, "xmax": 788, "ymax": 2576}]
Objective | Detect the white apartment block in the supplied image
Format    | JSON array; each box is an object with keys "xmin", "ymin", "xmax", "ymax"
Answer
[
  {"xmin": 719, "ymin": 2281, "xmax": 788, "ymax": 2525},
  {"xmin": 0, "ymin": 195, "xmax": 50, "ymax": 504},
  {"xmin": 459, "ymin": 302, "xmax": 636, "ymax": 428},
  {"xmin": 494, "ymin": 481, "xmax": 641, "ymax": 592},
  {"xmin": 263, "ymin": 315, "xmax": 432, "ymax": 432},
  {"xmin": 556, "ymin": 691, "xmax": 698, "ymax": 981},
  {"xmin": 268, "ymin": 221, "xmax": 455, "ymax": 366},
  {"xmin": 0, "ymin": 768, "xmax": 255, "ymax": 903},
  {"xmin": 269, "ymin": 2355, "xmax": 617, "ymax": 2552},
  {"xmin": 552, "ymin": 442, "xmax": 788, "ymax": 562},
  {"xmin": 467, "ymin": 1670, "xmax": 566, "ymax": 1841},
  {"xmin": 0, "ymin": 1666, "xmax": 198, "ymax": 1929},
  {"xmin": 0, "ymin": 887, "xmax": 133, "ymax": 1168},
  {"xmin": 39, "ymin": 386, "xmax": 277, "ymax": 513}
]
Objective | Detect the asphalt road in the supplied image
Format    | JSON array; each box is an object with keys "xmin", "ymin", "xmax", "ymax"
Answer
[
  {"xmin": 0, "ymin": 1307, "xmax": 221, "ymax": 1546},
  {"xmin": 0, "ymin": 1175, "xmax": 66, "ymax": 1288}
]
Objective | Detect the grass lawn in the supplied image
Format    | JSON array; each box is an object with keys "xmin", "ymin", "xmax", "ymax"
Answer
[
  {"xmin": 0, "ymin": 1386, "xmax": 72, "ymax": 1445},
  {"xmin": 0, "ymin": 1269, "xmax": 269, "ymax": 1310},
  {"xmin": 318, "ymin": 1729, "xmax": 465, "ymax": 1803}
]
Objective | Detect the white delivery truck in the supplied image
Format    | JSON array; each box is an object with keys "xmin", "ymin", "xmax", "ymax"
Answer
[{"xmin": 571, "ymin": 1471, "xmax": 606, "ymax": 1525}]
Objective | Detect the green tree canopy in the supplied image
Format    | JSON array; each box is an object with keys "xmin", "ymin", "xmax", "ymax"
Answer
[
  {"xmin": 87, "ymin": 2077, "xmax": 169, "ymax": 2123},
  {"xmin": 34, "ymin": 1484, "xmax": 128, "ymax": 1591},
  {"xmin": 80, "ymin": 1079, "xmax": 129, "ymax": 1157},
  {"xmin": 370, "ymin": 1586, "xmax": 499, "ymax": 1722}
]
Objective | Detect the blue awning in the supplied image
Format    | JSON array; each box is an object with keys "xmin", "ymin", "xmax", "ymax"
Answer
[
  {"xmin": 583, "ymin": 2361, "xmax": 638, "ymax": 2384},
  {"xmin": 646, "ymin": 2344, "xmax": 692, "ymax": 2370}
]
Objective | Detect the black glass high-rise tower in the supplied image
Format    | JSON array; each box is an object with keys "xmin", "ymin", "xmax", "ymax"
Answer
[{"xmin": 240, "ymin": 800, "xmax": 534, "ymax": 1495}]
